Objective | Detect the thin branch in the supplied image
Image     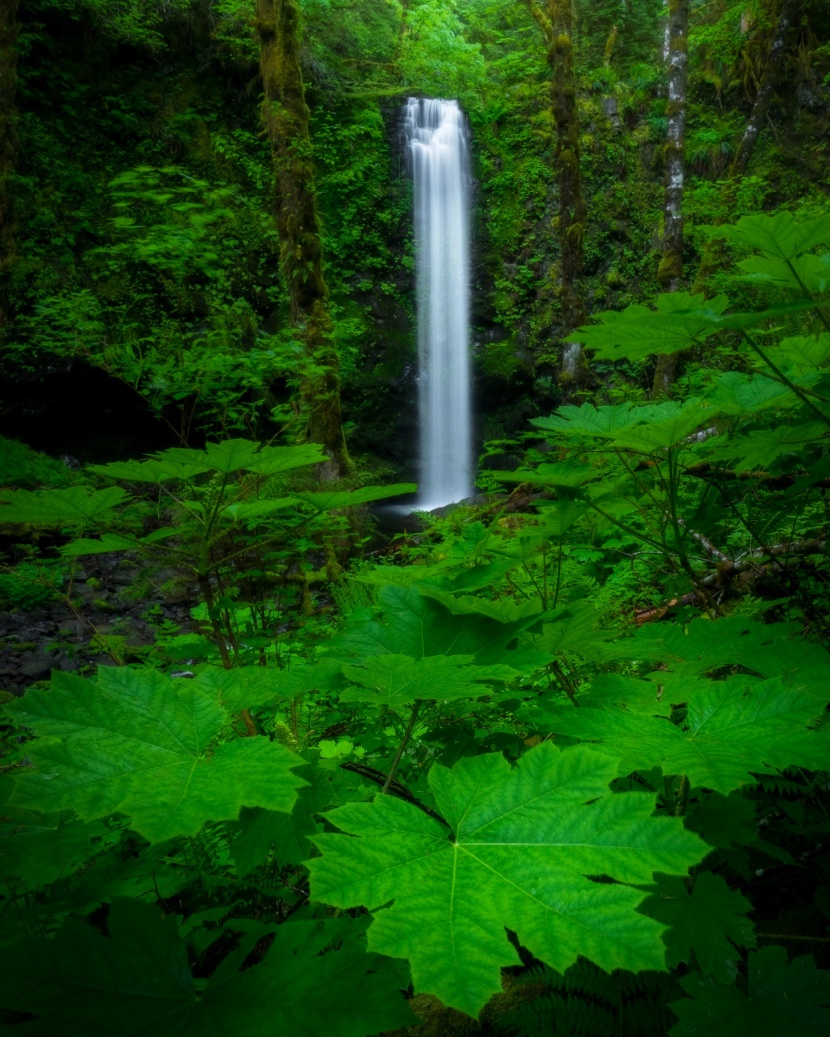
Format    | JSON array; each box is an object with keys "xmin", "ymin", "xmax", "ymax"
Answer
[{"xmin": 340, "ymin": 760, "xmax": 449, "ymax": 828}]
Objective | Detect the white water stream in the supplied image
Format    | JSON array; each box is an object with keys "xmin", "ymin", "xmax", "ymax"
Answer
[{"xmin": 405, "ymin": 98, "xmax": 473, "ymax": 511}]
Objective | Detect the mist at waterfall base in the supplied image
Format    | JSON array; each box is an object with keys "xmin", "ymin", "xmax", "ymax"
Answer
[{"xmin": 383, "ymin": 98, "xmax": 474, "ymax": 518}]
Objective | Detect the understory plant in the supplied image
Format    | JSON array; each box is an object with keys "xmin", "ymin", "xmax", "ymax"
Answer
[{"xmin": 0, "ymin": 214, "xmax": 829, "ymax": 1035}]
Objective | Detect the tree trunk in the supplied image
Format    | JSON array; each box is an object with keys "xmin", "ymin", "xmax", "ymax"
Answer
[
  {"xmin": 0, "ymin": 0, "xmax": 19, "ymax": 344},
  {"xmin": 692, "ymin": 0, "xmax": 799, "ymax": 293},
  {"xmin": 730, "ymin": 0, "xmax": 798, "ymax": 178},
  {"xmin": 255, "ymin": 0, "xmax": 349, "ymax": 479},
  {"xmin": 523, "ymin": 0, "xmax": 591, "ymax": 389},
  {"xmin": 652, "ymin": 0, "xmax": 690, "ymax": 397}
]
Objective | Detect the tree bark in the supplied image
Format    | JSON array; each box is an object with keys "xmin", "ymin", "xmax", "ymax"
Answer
[
  {"xmin": 692, "ymin": 0, "xmax": 800, "ymax": 293},
  {"xmin": 652, "ymin": 0, "xmax": 690, "ymax": 397},
  {"xmin": 730, "ymin": 0, "xmax": 798, "ymax": 179},
  {"xmin": 256, "ymin": 0, "xmax": 349, "ymax": 479},
  {"xmin": 0, "ymin": 0, "xmax": 19, "ymax": 345},
  {"xmin": 523, "ymin": 0, "xmax": 591, "ymax": 389}
]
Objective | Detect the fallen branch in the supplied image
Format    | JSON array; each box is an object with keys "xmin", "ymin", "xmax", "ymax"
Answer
[{"xmin": 635, "ymin": 538, "xmax": 827, "ymax": 625}]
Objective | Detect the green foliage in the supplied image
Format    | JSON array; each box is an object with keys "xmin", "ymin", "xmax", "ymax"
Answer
[
  {"xmin": 0, "ymin": 438, "xmax": 72, "ymax": 489},
  {"xmin": 7, "ymin": 667, "xmax": 307, "ymax": 843},
  {"xmin": 310, "ymin": 742, "xmax": 706, "ymax": 1016},
  {"xmin": 640, "ymin": 873, "xmax": 755, "ymax": 983},
  {"xmin": 670, "ymin": 946, "xmax": 830, "ymax": 1036},
  {"xmin": 0, "ymin": 559, "xmax": 65, "ymax": 610},
  {"xmin": 0, "ymin": 900, "xmax": 413, "ymax": 1036},
  {"xmin": 2, "ymin": 7, "xmax": 830, "ymax": 1028}
]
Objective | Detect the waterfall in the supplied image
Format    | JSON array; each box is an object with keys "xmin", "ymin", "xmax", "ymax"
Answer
[{"xmin": 405, "ymin": 98, "xmax": 473, "ymax": 511}]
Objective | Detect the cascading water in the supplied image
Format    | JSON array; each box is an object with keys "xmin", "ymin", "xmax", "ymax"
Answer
[{"xmin": 405, "ymin": 98, "xmax": 473, "ymax": 511}]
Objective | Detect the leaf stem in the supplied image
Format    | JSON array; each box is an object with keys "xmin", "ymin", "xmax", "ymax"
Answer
[
  {"xmin": 740, "ymin": 330, "xmax": 830, "ymax": 430},
  {"xmin": 382, "ymin": 701, "xmax": 421, "ymax": 793}
]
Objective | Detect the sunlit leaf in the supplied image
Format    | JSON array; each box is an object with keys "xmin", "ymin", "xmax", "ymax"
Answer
[
  {"xmin": 310, "ymin": 742, "xmax": 706, "ymax": 1017},
  {"xmin": 8, "ymin": 668, "xmax": 306, "ymax": 843}
]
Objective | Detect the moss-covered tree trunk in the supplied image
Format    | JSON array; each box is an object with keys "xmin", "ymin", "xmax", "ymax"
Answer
[
  {"xmin": 652, "ymin": 0, "xmax": 690, "ymax": 396},
  {"xmin": 692, "ymin": 0, "xmax": 799, "ymax": 292},
  {"xmin": 0, "ymin": 0, "xmax": 19, "ymax": 345},
  {"xmin": 255, "ymin": 0, "xmax": 349, "ymax": 479},
  {"xmin": 523, "ymin": 0, "xmax": 590, "ymax": 389}
]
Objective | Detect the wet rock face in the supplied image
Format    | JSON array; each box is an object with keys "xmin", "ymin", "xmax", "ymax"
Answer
[{"xmin": 0, "ymin": 553, "xmax": 197, "ymax": 699}]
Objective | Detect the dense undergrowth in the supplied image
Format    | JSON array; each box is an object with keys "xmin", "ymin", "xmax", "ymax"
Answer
[{"xmin": 1, "ymin": 212, "xmax": 829, "ymax": 1034}]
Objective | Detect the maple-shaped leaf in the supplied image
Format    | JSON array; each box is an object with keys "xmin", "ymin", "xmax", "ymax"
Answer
[
  {"xmin": 769, "ymin": 333, "xmax": 830, "ymax": 374},
  {"xmin": 532, "ymin": 401, "xmax": 643, "ymax": 437},
  {"xmin": 684, "ymin": 791, "xmax": 759, "ymax": 852},
  {"xmin": 738, "ymin": 253, "xmax": 830, "ymax": 294},
  {"xmin": 701, "ymin": 211, "xmax": 830, "ymax": 261},
  {"xmin": 0, "ymin": 899, "xmax": 413, "ymax": 1037},
  {"xmin": 538, "ymin": 676, "xmax": 827, "ymax": 793},
  {"xmin": 0, "ymin": 486, "xmax": 129, "ymax": 527},
  {"xmin": 0, "ymin": 778, "xmax": 118, "ymax": 887},
  {"xmin": 704, "ymin": 371, "xmax": 803, "ymax": 415},
  {"xmin": 309, "ymin": 742, "xmax": 706, "ymax": 1018},
  {"xmin": 340, "ymin": 654, "xmax": 517, "ymax": 706},
  {"xmin": 640, "ymin": 873, "xmax": 755, "ymax": 984},
  {"xmin": 610, "ymin": 400, "xmax": 717, "ymax": 452},
  {"xmin": 88, "ymin": 455, "xmax": 212, "ymax": 483},
  {"xmin": 7, "ymin": 668, "xmax": 306, "ymax": 843},
  {"xmin": 705, "ymin": 421, "xmax": 827, "ymax": 473},
  {"xmin": 565, "ymin": 293, "xmax": 729, "ymax": 361},
  {"xmin": 62, "ymin": 526, "xmax": 185, "ymax": 557},
  {"xmin": 230, "ymin": 801, "xmax": 317, "ymax": 872},
  {"xmin": 614, "ymin": 616, "xmax": 830, "ymax": 695},
  {"xmin": 492, "ymin": 457, "xmax": 598, "ymax": 490},
  {"xmin": 292, "ymin": 483, "xmax": 418, "ymax": 512},
  {"xmin": 669, "ymin": 946, "xmax": 830, "ymax": 1036},
  {"xmin": 194, "ymin": 660, "xmax": 345, "ymax": 711},
  {"xmin": 525, "ymin": 602, "xmax": 625, "ymax": 665},
  {"xmin": 331, "ymin": 584, "xmax": 543, "ymax": 668}
]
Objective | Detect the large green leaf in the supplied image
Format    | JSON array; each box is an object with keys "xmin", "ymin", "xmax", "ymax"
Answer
[
  {"xmin": 532, "ymin": 401, "xmax": 645, "ymax": 437},
  {"xmin": 230, "ymin": 799, "xmax": 317, "ymax": 872},
  {"xmin": 88, "ymin": 455, "xmax": 212, "ymax": 483},
  {"xmin": 88, "ymin": 441, "xmax": 324, "ymax": 483},
  {"xmin": 613, "ymin": 617, "xmax": 830, "ymax": 693},
  {"xmin": 640, "ymin": 873, "xmax": 755, "ymax": 983},
  {"xmin": 309, "ymin": 742, "xmax": 706, "ymax": 1017},
  {"xmin": 7, "ymin": 668, "xmax": 306, "ymax": 843},
  {"xmin": 0, "ymin": 778, "xmax": 118, "ymax": 887},
  {"xmin": 610, "ymin": 401, "xmax": 716, "ymax": 452},
  {"xmin": 701, "ymin": 211, "xmax": 830, "ymax": 261},
  {"xmin": 167, "ymin": 438, "xmax": 323, "ymax": 475},
  {"xmin": 193, "ymin": 660, "xmax": 345, "ymax": 711},
  {"xmin": 292, "ymin": 483, "xmax": 417, "ymax": 512},
  {"xmin": 0, "ymin": 899, "xmax": 413, "ymax": 1036},
  {"xmin": 567, "ymin": 293, "xmax": 729, "ymax": 361},
  {"xmin": 62, "ymin": 527, "xmax": 184, "ymax": 557},
  {"xmin": 704, "ymin": 371, "xmax": 802, "ymax": 415},
  {"xmin": 770, "ymin": 333, "xmax": 830, "ymax": 374},
  {"xmin": 704, "ymin": 421, "xmax": 828, "ymax": 473},
  {"xmin": 340, "ymin": 653, "xmax": 517, "ymax": 706},
  {"xmin": 525, "ymin": 602, "xmax": 625, "ymax": 665},
  {"xmin": 0, "ymin": 486, "xmax": 129, "ymax": 527},
  {"xmin": 331, "ymin": 584, "xmax": 544, "ymax": 668},
  {"xmin": 738, "ymin": 253, "xmax": 830, "ymax": 294},
  {"xmin": 535, "ymin": 676, "xmax": 827, "ymax": 793},
  {"xmin": 669, "ymin": 946, "xmax": 830, "ymax": 1036}
]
